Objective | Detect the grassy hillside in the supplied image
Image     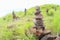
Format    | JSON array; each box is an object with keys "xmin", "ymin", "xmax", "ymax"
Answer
[{"xmin": 0, "ymin": 4, "xmax": 60, "ymax": 40}]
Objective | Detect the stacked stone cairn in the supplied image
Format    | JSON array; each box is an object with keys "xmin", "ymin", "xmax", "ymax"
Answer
[
  {"xmin": 33, "ymin": 6, "xmax": 57, "ymax": 40},
  {"xmin": 34, "ymin": 6, "xmax": 45, "ymax": 30},
  {"xmin": 25, "ymin": 6, "xmax": 57, "ymax": 40}
]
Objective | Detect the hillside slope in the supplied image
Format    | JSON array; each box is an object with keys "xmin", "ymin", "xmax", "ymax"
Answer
[{"xmin": 0, "ymin": 4, "xmax": 60, "ymax": 40}]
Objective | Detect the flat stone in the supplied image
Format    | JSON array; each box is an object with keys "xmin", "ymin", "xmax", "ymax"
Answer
[{"xmin": 43, "ymin": 30, "xmax": 51, "ymax": 34}]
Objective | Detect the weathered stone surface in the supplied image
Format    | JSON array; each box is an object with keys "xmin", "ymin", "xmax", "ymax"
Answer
[{"xmin": 39, "ymin": 34, "xmax": 56, "ymax": 40}]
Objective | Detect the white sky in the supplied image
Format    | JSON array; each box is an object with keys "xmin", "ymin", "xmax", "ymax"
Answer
[{"xmin": 0, "ymin": 0, "xmax": 60, "ymax": 17}]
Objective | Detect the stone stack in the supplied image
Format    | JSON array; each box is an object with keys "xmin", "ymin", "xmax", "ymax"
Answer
[
  {"xmin": 34, "ymin": 6, "xmax": 45, "ymax": 30},
  {"xmin": 12, "ymin": 11, "xmax": 17, "ymax": 19},
  {"xmin": 25, "ymin": 6, "xmax": 57, "ymax": 40},
  {"xmin": 33, "ymin": 6, "xmax": 57, "ymax": 40}
]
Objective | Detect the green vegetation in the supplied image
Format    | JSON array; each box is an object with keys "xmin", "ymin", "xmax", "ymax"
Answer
[{"xmin": 0, "ymin": 4, "xmax": 60, "ymax": 40}]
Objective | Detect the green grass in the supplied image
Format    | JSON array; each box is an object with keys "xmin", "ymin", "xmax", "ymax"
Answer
[{"xmin": 0, "ymin": 4, "xmax": 60, "ymax": 40}]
